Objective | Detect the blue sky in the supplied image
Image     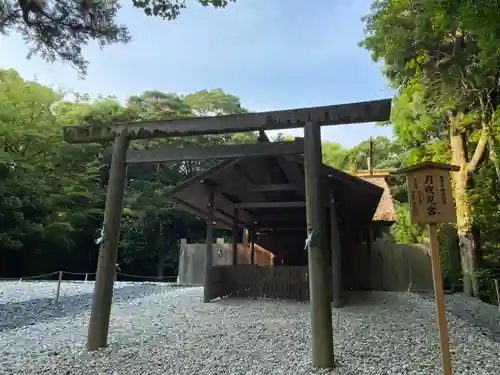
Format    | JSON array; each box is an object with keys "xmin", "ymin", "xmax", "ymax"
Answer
[{"xmin": 0, "ymin": 0, "xmax": 394, "ymax": 147}]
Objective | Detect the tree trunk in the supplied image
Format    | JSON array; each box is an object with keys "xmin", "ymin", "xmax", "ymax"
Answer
[
  {"xmin": 488, "ymin": 138, "xmax": 500, "ymax": 188},
  {"xmin": 453, "ymin": 168, "xmax": 479, "ymax": 296},
  {"xmin": 449, "ymin": 110, "xmax": 484, "ymax": 297}
]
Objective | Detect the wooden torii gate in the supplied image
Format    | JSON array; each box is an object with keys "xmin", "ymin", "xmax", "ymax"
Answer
[{"xmin": 63, "ymin": 98, "xmax": 392, "ymax": 368}]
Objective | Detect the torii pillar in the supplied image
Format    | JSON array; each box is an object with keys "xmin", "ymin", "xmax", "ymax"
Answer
[
  {"xmin": 87, "ymin": 132, "xmax": 129, "ymax": 350},
  {"xmin": 304, "ymin": 122, "xmax": 335, "ymax": 368}
]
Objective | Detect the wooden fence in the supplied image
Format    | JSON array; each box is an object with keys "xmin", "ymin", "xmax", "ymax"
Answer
[
  {"xmin": 207, "ymin": 265, "xmax": 309, "ymax": 301},
  {"xmin": 177, "ymin": 238, "xmax": 274, "ymax": 285},
  {"xmin": 369, "ymin": 237, "xmax": 434, "ymax": 292},
  {"xmin": 206, "ymin": 239, "xmax": 433, "ymax": 301},
  {"xmin": 183, "ymin": 235, "xmax": 434, "ymax": 301}
]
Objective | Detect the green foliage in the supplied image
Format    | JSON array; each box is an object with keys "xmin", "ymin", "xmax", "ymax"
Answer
[
  {"xmin": 182, "ymin": 89, "xmax": 247, "ymax": 116},
  {"xmin": 0, "ymin": 69, "xmax": 105, "ymax": 274},
  {"xmin": 438, "ymin": 223, "xmax": 460, "ymax": 284},
  {"xmin": 321, "ymin": 136, "xmax": 405, "ymax": 170},
  {"xmin": 391, "ymin": 204, "xmax": 425, "ymax": 244},
  {"xmin": 361, "ymin": 0, "xmax": 500, "ymax": 298},
  {"xmin": 0, "ymin": 0, "xmax": 130, "ymax": 75},
  {"xmin": 0, "ymin": 68, "xmax": 254, "ymax": 278},
  {"xmin": 132, "ymin": 0, "xmax": 235, "ymax": 19},
  {"xmin": 470, "ymin": 162, "xmax": 500, "ymax": 265}
]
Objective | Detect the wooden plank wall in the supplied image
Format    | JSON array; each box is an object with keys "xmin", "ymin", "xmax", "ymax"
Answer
[
  {"xmin": 178, "ymin": 238, "xmax": 274, "ymax": 285},
  {"xmin": 209, "ymin": 240, "xmax": 433, "ymax": 301},
  {"xmin": 342, "ymin": 234, "xmax": 433, "ymax": 293},
  {"xmin": 370, "ymin": 240, "xmax": 434, "ymax": 292},
  {"xmin": 208, "ymin": 243, "xmax": 433, "ymax": 302},
  {"xmin": 211, "ymin": 265, "xmax": 309, "ymax": 301},
  {"xmin": 182, "ymin": 236, "xmax": 434, "ymax": 301}
]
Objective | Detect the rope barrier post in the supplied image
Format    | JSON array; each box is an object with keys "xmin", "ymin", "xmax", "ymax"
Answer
[
  {"xmin": 85, "ymin": 273, "xmax": 88, "ymax": 282},
  {"xmin": 114, "ymin": 264, "xmax": 121, "ymax": 283},
  {"xmin": 495, "ymin": 279, "xmax": 500, "ymax": 309},
  {"xmin": 55, "ymin": 271, "xmax": 63, "ymax": 303}
]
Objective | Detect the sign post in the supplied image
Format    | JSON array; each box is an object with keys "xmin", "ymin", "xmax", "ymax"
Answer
[{"xmin": 394, "ymin": 161, "xmax": 459, "ymax": 375}]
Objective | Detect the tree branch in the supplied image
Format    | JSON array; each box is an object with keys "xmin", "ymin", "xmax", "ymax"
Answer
[
  {"xmin": 448, "ymin": 109, "xmax": 468, "ymax": 167},
  {"xmin": 467, "ymin": 125, "xmax": 488, "ymax": 174}
]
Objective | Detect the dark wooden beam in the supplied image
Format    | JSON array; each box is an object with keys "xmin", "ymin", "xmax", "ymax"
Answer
[
  {"xmin": 172, "ymin": 191, "xmax": 252, "ymax": 227},
  {"xmin": 253, "ymin": 219, "xmax": 307, "ymax": 231},
  {"xmin": 329, "ymin": 188, "xmax": 343, "ymax": 308},
  {"xmin": 254, "ymin": 222, "xmax": 306, "ymax": 230},
  {"xmin": 252, "ymin": 183, "xmax": 301, "ymax": 192},
  {"xmin": 252, "ymin": 213, "xmax": 305, "ymax": 221},
  {"xmin": 215, "ymin": 208, "xmax": 248, "ymax": 227},
  {"xmin": 218, "ymin": 183, "xmax": 301, "ymax": 195},
  {"xmin": 200, "ymin": 180, "xmax": 253, "ymax": 225},
  {"xmin": 231, "ymin": 164, "xmax": 268, "ymax": 203},
  {"xmin": 258, "ymin": 226, "xmax": 306, "ymax": 231},
  {"xmin": 212, "ymin": 192, "xmax": 252, "ymax": 224},
  {"xmin": 235, "ymin": 201, "xmax": 305, "ymax": 209},
  {"xmin": 126, "ymin": 140, "xmax": 304, "ymax": 164},
  {"xmin": 204, "ymin": 188, "xmax": 215, "ymax": 302},
  {"xmin": 250, "ymin": 228, "xmax": 255, "ymax": 265},
  {"xmin": 172, "ymin": 198, "xmax": 232, "ymax": 228},
  {"xmin": 63, "ymin": 99, "xmax": 392, "ymax": 143},
  {"xmin": 232, "ymin": 209, "xmax": 238, "ymax": 266},
  {"xmin": 276, "ymin": 156, "xmax": 305, "ymax": 195}
]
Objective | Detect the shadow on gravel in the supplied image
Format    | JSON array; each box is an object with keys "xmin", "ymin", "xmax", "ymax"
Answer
[
  {"xmin": 0, "ymin": 284, "xmax": 174, "ymax": 332},
  {"xmin": 210, "ymin": 291, "xmax": 388, "ymax": 307},
  {"xmin": 341, "ymin": 291, "xmax": 391, "ymax": 306},
  {"xmin": 444, "ymin": 299, "xmax": 500, "ymax": 343},
  {"xmin": 418, "ymin": 294, "xmax": 500, "ymax": 343}
]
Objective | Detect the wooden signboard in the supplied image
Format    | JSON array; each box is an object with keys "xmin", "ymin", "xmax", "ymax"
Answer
[
  {"xmin": 406, "ymin": 168, "xmax": 456, "ymax": 224},
  {"xmin": 394, "ymin": 161, "xmax": 460, "ymax": 375}
]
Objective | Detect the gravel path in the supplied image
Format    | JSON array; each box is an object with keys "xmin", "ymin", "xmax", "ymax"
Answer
[{"xmin": 0, "ymin": 282, "xmax": 499, "ymax": 375}]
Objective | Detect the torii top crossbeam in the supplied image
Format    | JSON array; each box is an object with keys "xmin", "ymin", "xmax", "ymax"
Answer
[{"xmin": 62, "ymin": 99, "xmax": 392, "ymax": 144}]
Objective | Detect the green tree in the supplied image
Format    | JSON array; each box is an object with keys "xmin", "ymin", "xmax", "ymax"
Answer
[
  {"xmin": 391, "ymin": 204, "xmax": 424, "ymax": 244},
  {"xmin": 361, "ymin": 0, "xmax": 500, "ymax": 296},
  {"xmin": 0, "ymin": 0, "xmax": 236, "ymax": 74},
  {"xmin": 0, "ymin": 68, "xmax": 255, "ymax": 279},
  {"xmin": 0, "ymin": 69, "xmax": 105, "ymax": 275},
  {"xmin": 321, "ymin": 136, "xmax": 405, "ymax": 171},
  {"xmin": 110, "ymin": 88, "xmax": 253, "ymax": 277},
  {"xmin": 322, "ymin": 142, "xmax": 349, "ymax": 169},
  {"xmin": 183, "ymin": 89, "xmax": 246, "ymax": 116},
  {"xmin": 127, "ymin": 91, "xmax": 192, "ymax": 119}
]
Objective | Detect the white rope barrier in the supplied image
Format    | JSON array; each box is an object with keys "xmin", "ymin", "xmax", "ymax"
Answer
[
  {"xmin": 0, "ymin": 270, "xmax": 178, "ymax": 282},
  {"xmin": 116, "ymin": 272, "xmax": 177, "ymax": 280},
  {"xmin": 0, "ymin": 270, "xmax": 180, "ymax": 303},
  {"xmin": 0, "ymin": 271, "xmax": 60, "ymax": 281}
]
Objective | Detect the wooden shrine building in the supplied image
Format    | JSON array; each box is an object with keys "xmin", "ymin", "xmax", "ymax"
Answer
[
  {"xmin": 165, "ymin": 135, "xmax": 397, "ymax": 303},
  {"xmin": 63, "ymin": 97, "xmax": 393, "ymax": 364}
]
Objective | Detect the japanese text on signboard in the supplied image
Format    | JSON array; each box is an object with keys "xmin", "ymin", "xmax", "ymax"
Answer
[{"xmin": 407, "ymin": 169, "xmax": 455, "ymax": 224}]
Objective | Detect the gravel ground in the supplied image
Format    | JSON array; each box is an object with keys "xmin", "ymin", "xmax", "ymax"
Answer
[{"xmin": 0, "ymin": 282, "xmax": 499, "ymax": 375}]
